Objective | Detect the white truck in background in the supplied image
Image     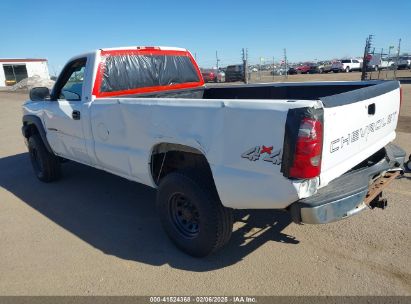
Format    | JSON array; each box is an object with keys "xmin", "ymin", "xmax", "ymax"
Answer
[
  {"xmin": 22, "ymin": 46, "xmax": 406, "ymax": 257},
  {"xmin": 331, "ymin": 58, "xmax": 362, "ymax": 73}
]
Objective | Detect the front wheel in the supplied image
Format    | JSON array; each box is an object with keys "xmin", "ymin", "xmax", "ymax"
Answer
[
  {"xmin": 157, "ymin": 170, "xmax": 233, "ymax": 257},
  {"xmin": 28, "ymin": 134, "xmax": 61, "ymax": 182}
]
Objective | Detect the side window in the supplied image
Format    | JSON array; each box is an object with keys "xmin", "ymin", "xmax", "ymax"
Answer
[{"xmin": 54, "ymin": 58, "xmax": 87, "ymax": 101}]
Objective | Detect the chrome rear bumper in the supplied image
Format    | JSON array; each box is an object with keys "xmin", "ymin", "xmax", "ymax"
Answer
[{"xmin": 289, "ymin": 144, "xmax": 405, "ymax": 224}]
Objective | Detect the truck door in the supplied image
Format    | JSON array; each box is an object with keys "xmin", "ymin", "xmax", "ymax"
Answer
[{"xmin": 43, "ymin": 57, "xmax": 90, "ymax": 164}]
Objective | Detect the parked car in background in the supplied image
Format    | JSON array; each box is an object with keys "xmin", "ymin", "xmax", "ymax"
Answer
[
  {"xmin": 270, "ymin": 67, "xmax": 285, "ymax": 76},
  {"xmin": 217, "ymin": 70, "xmax": 225, "ymax": 82},
  {"xmin": 332, "ymin": 59, "xmax": 361, "ymax": 73},
  {"xmin": 201, "ymin": 69, "xmax": 225, "ymax": 83},
  {"xmin": 399, "ymin": 56, "xmax": 411, "ymax": 69},
  {"xmin": 287, "ymin": 67, "xmax": 298, "ymax": 75},
  {"xmin": 270, "ymin": 66, "xmax": 297, "ymax": 76},
  {"xmin": 201, "ymin": 69, "xmax": 217, "ymax": 83},
  {"xmin": 368, "ymin": 55, "xmax": 397, "ymax": 71},
  {"xmin": 296, "ymin": 63, "xmax": 318, "ymax": 74},
  {"xmin": 331, "ymin": 61, "xmax": 343, "ymax": 73},
  {"xmin": 391, "ymin": 57, "xmax": 409, "ymax": 70},
  {"xmin": 317, "ymin": 61, "xmax": 333, "ymax": 73},
  {"xmin": 225, "ymin": 64, "xmax": 244, "ymax": 82}
]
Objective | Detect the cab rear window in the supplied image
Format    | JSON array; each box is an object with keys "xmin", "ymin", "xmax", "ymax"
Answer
[{"xmin": 93, "ymin": 50, "xmax": 203, "ymax": 97}]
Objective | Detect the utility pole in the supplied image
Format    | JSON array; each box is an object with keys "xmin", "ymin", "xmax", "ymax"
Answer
[
  {"xmin": 246, "ymin": 48, "xmax": 249, "ymax": 83},
  {"xmin": 272, "ymin": 56, "xmax": 275, "ymax": 80},
  {"xmin": 242, "ymin": 48, "xmax": 249, "ymax": 84},
  {"xmin": 215, "ymin": 51, "xmax": 220, "ymax": 70},
  {"xmin": 396, "ymin": 39, "xmax": 402, "ymax": 61},
  {"xmin": 259, "ymin": 57, "xmax": 263, "ymax": 81},
  {"xmin": 361, "ymin": 34, "xmax": 373, "ymax": 81},
  {"xmin": 394, "ymin": 38, "xmax": 401, "ymax": 78},
  {"xmin": 283, "ymin": 48, "xmax": 288, "ymax": 78},
  {"xmin": 388, "ymin": 45, "xmax": 394, "ymax": 59},
  {"xmin": 378, "ymin": 48, "xmax": 383, "ymax": 79}
]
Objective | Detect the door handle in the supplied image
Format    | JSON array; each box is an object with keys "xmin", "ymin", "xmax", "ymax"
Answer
[
  {"xmin": 72, "ymin": 110, "xmax": 81, "ymax": 120},
  {"xmin": 368, "ymin": 103, "xmax": 376, "ymax": 115}
]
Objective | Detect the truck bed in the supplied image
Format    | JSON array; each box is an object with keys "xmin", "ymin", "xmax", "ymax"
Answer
[
  {"xmin": 203, "ymin": 80, "xmax": 398, "ymax": 107},
  {"xmin": 133, "ymin": 80, "xmax": 398, "ymax": 110}
]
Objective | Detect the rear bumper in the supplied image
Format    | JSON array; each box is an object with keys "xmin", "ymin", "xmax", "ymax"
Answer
[{"xmin": 289, "ymin": 143, "xmax": 406, "ymax": 224}]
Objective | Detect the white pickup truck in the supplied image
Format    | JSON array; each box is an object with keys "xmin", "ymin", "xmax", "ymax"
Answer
[
  {"xmin": 331, "ymin": 58, "xmax": 362, "ymax": 73},
  {"xmin": 22, "ymin": 46, "xmax": 406, "ymax": 257}
]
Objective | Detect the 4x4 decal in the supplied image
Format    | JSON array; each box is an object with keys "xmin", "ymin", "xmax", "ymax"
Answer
[{"xmin": 241, "ymin": 145, "xmax": 282, "ymax": 165}]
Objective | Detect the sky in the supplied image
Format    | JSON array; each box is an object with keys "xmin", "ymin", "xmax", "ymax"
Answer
[{"xmin": 2, "ymin": 0, "xmax": 411, "ymax": 75}]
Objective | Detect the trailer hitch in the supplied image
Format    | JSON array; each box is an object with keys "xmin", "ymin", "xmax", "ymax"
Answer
[
  {"xmin": 364, "ymin": 170, "xmax": 400, "ymax": 209},
  {"xmin": 368, "ymin": 193, "xmax": 388, "ymax": 209}
]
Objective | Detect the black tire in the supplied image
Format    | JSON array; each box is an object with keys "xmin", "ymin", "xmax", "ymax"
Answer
[
  {"xmin": 345, "ymin": 66, "xmax": 350, "ymax": 73},
  {"xmin": 28, "ymin": 134, "xmax": 61, "ymax": 182},
  {"xmin": 157, "ymin": 170, "xmax": 233, "ymax": 257}
]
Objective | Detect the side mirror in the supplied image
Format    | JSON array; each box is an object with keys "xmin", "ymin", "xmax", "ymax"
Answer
[{"xmin": 30, "ymin": 87, "xmax": 50, "ymax": 101}]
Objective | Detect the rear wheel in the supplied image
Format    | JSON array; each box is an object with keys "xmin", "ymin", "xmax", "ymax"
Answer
[
  {"xmin": 157, "ymin": 170, "xmax": 233, "ymax": 257},
  {"xmin": 28, "ymin": 134, "xmax": 61, "ymax": 182},
  {"xmin": 345, "ymin": 66, "xmax": 350, "ymax": 73},
  {"xmin": 406, "ymin": 155, "xmax": 411, "ymax": 172}
]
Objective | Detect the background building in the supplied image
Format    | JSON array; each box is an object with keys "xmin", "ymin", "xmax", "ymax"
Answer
[{"xmin": 0, "ymin": 58, "xmax": 50, "ymax": 87}]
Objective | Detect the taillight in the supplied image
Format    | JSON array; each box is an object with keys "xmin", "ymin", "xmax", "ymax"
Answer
[{"xmin": 289, "ymin": 118, "xmax": 323, "ymax": 179}]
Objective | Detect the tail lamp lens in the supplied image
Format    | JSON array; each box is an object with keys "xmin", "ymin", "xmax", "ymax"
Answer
[{"xmin": 289, "ymin": 118, "xmax": 323, "ymax": 179}]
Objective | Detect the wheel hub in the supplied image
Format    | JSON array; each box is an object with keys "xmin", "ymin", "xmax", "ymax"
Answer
[{"xmin": 170, "ymin": 193, "xmax": 200, "ymax": 238}]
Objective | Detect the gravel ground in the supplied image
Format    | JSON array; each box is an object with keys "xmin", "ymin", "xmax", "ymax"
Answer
[{"xmin": 0, "ymin": 82, "xmax": 410, "ymax": 296}]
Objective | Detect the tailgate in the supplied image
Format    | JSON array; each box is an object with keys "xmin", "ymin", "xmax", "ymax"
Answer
[{"xmin": 319, "ymin": 81, "xmax": 401, "ymax": 187}]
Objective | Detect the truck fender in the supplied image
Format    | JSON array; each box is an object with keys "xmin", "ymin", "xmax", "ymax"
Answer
[{"xmin": 22, "ymin": 115, "xmax": 53, "ymax": 154}]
